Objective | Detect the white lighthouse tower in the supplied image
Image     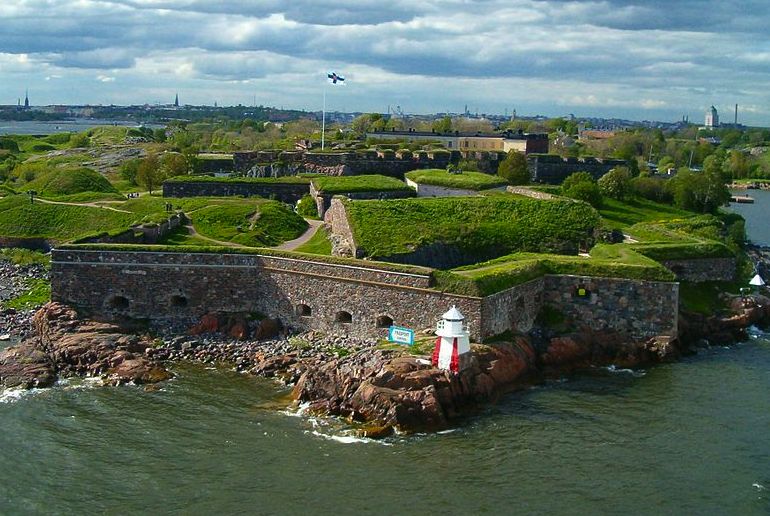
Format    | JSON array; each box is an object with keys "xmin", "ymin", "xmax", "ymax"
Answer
[{"xmin": 432, "ymin": 306, "xmax": 472, "ymax": 373}]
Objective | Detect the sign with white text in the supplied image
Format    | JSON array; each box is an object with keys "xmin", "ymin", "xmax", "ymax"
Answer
[{"xmin": 388, "ymin": 326, "xmax": 415, "ymax": 346}]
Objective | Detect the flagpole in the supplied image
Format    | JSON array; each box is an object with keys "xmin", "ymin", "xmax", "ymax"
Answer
[{"xmin": 321, "ymin": 86, "xmax": 326, "ymax": 151}]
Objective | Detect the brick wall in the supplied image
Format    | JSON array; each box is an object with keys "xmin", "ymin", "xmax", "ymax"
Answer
[{"xmin": 162, "ymin": 180, "xmax": 310, "ymax": 204}]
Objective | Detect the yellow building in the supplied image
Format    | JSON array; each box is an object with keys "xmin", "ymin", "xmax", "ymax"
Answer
[{"xmin": 367, "ymin": 129, "xmax": 548, "ymax": 154}]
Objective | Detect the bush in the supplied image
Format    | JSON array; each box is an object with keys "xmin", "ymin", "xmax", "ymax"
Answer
[
  {"xmin": 564, "ymin": 181, "xmax": 603, "ymax": 208},
  {"xmin": 598, "ymin": 167, "xmax": 631, "ymax": 200},
  {"xmin": 630, "ymin": 176, "xmax": 672, "ymax": 203},
  {"xmin": 296, "ymin": 194, "xmax": 319, "ymax": 218},
  {"xmin": 497, "ymin": 150, "xmax": 528, "ymax": 184},
  {"xmin": 561, "ymin": 171, "xmax": 595, "ymax": 192}
]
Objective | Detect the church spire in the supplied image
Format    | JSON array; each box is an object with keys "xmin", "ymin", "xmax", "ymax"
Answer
[
  {"xmin": 24, "ymin": 89, "xmax": 29, "ymax": 109},
  {"xmin": 174, "ymin": 93, "xmax": 179, "ymax": 107}
]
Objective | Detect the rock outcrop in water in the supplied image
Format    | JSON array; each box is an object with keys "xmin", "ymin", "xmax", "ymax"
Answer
[
  {"xmin": 293, "ymin": 337, "xmax": 537, "ymax": 434},
  {"xmin": 0, "ymin": 303, "xmax": 171, "ymax": 389}
]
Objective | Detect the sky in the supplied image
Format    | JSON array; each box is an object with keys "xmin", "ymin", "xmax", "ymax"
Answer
[{"xmin": 1, "ymin": 0, "xmax": 769, "ymax": 125}]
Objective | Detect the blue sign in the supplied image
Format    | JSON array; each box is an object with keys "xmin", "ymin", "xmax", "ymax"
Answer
[{"xmin": 388, "ymin": 326, "xmax": 415, "ymax": 346}]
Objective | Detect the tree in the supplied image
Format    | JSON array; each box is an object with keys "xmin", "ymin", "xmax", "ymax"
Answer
[
  {"xmin": 120, "ymin": 158, "xmax": 141, "ymax": 185},
  {"xmin": 561, "ymin": 171, "xmax": 595, "ymax": 192},
  {"xmin": 161, "ymin": 152, "xmax": 188, "ymax": 178},
  {"xmin": 432, "ymin": 116, "xmax": 452, "ymax": 134},
  {"xmin": 136, "ymin": 153, "xmax": 162, "ymax": 194},
  {"xmin": 497, "ymin": 150, "xmax": 529, "ymax": 184},
  {"xmin": 598, "ymin": 167, "xmax": 631, "ymax": 200},
  {"xmin": 565, "ymin": 181, "xmax": 603, "ymax": 208},
  {"xmin": 666, "ymin": 168, "xmax": 729, "ymax": 214}
]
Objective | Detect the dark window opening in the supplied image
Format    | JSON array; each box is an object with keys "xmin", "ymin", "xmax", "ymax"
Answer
[
  {"xmin": 335, "ymin": 311, "xmax": 352, "ymax": 324},
  {"xmin": 109, "ymin": 296, "xmax": 129, "ymax": 310},
  {"xmin": 296, "ymin": 304, "xmax": 312, "ymax": 317},
  {"xmin": 171, "ymin": 295, "xmax": 188, "ymax": 308},
  {"xmin": 376, "ymin": 315, "xmax": 393, "ymax": 328}
]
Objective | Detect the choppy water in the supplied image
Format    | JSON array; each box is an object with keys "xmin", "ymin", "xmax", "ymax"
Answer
[{"xmin": 1, "ymin": 193, "xmax": 769, "ymax": 514}]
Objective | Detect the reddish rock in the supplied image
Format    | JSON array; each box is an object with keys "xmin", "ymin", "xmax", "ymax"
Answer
[
  {"xmin": 254, "ymin": 318, "xmax": 281, "ymax": 340},
  {"xmin": 189, "ymin": 313, "xmax": 219, "ymax": 335}
]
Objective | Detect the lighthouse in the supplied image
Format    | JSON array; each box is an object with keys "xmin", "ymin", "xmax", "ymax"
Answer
[{"xmin": 432, "ymin": 306, "xmax": 472, "ymax": 373}]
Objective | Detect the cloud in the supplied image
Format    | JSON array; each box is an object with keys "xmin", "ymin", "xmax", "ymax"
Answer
[{"xmin": 0, "ymin": 0, "xmax": 768, "ymax": 124}]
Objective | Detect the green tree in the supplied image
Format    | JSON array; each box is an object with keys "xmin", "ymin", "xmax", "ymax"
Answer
[
  {"xmin": 432, "ymin": 116, "xmax": 452, "ymax": 134},
  {"xmin": 161, "ymin": 152, "xmax": 188, "ymax": 178},
  {"xmin": 598, "ymin": 167, "xmax": 631, "ymax": 200},
  {"xmin": 666, "ymin": 168, "xmax": 729, "ymax": 214},
  {"xmin": 561, "ymin": 171, "xmax": 595, "ymax": 192},
  {"xmin": 153, "ymin": 128, "xmax": 167, "ymax": 143},
  {"xmin": 497, "ymin": 150, "xmax": 529, "ymax": 184},
  {"xmin": 119, "ymin": 158, "xmax": 141, "ymax": 185},
  {"xmin": 564, "ymin": 181, "xmax": 603, "ymax": 208},
  {"xmin": 136, "ymin": 154, "xmax": 162, "ymax": 194}
]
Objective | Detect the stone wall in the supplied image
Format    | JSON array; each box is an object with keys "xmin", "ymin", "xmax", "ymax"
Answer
[
  {"xmin": 162, "ymin": 180, "xmax": 310, "ymax": 204},
  {"xmin": 528, "ymin": 155, "xmax": 627, "ymax": 184},
  {"xmin": 480, "ymin": 277, "xmax": 545, "ymax": 336},
  {"xmin": 405, "ymin": 178, "xmax": 502, "ymax": 198},
  {"xmin": 232, "ymin": 150, "xmax": 456, "ymax": 177},
  {"xmin": 51, "ymin": 249, "xmax": 679, "ymax": 342},
  {"xmin": 0, "ymin": 237, "xmax": 51, "ymax": 252},
  {"xmin": 51, "ymin": 249, "xmax": 479, "ymax": 340},
  {"xmin": 542, "ymin": 275, "xmax": 678, "ymax": 338},
  {"xmin": 310, "ymin": 182, "xmax": 415, "ymax": 218},
  {"xmin": 324, "ymin": 198, "xmax": 359, "ymax": 257},
  {"xmin": 661, "ymin": 257, "xmax": 736, "ymax": 283},
  {"xmin": 75, "ymin": 214, "xmax": 186, "ymax": 245}
]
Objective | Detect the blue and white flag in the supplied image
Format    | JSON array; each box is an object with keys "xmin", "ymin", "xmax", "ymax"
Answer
[{"xmin": 327, "ymin": 71, "xmax": 345, "ymax": 85}]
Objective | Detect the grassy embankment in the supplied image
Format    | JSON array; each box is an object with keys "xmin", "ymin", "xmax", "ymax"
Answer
[
  {"xmin": 311, "ymin": 175, "xmax": 412, "ymax": 195},
  {"xmin": 344, "ymin": 195, "xmax": 600, "ymax": 263},
  {"xmin": 294, "ymin": 226, "xmax": 333, "ymax": 255},
  {"xmin": 0, "ymin": 193, "xmax": 308, "ymax": 247},
  {"xmin": 404, "ymin": 169, "xmax": 507, "ymax": 190}
]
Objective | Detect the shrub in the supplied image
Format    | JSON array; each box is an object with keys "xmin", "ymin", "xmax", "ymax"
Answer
[
  {"xmin": 561, "ymin": 171, "xmax": 595, "ymax": 191},
  {"xmin": 564, "ymin": 181, "xmax": 603, "ymax": 208},
  {"xmin": 598, "ymin": 167, "xmax": 631, "ymax": 200},
  {"xmin": 630, "ymin": 176, "xmax": 672, "ymax": 203},
  {"xmin": 497, "ymin": 150, "xmax": 528, "ymax": 184},
  {"xmin": 296, "ymin": 194, "xmax": 319, "ymax": 218}
]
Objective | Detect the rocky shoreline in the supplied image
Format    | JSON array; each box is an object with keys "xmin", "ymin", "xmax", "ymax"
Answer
[
  {"xmin": 2, "ymin": 257, "xmax": 770, "ymax": 435},
  {"xmin": 0, "ymin": 259, "xmax": 48, "ymax": 342}
]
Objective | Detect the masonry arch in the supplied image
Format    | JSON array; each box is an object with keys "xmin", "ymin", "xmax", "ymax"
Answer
[
  {"xmin": 296, "ymin": 304, "xmax": 312, "ymax": 317},
  {"xmin": 108, "ymin": 295, "xmax": 130, "ymax": 310},
  {"xmin": 376, "ymin": 315, "xmax": 393, "ymax": 328},
  {"xmin": 335, "ymin": 311, "xmax": 352, "ymax": 324},
  {"xmin": 170, "ymin": 294, "xmax": 188, "ymax": 308}
]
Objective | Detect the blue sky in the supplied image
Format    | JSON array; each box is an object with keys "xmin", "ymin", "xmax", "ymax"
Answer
[{"xmin": 1, "ymin": 0, "xmax": 768, "ymax": 125}]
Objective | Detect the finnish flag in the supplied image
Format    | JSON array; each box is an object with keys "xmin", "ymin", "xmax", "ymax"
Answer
[{"xmin": 327, "ymin": 72, "xmax": 345, "ymax": 85}]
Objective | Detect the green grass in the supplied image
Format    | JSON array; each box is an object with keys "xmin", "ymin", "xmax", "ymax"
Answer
[
  {"xmin": 405, "ymin": 169, "xmax": 507, "ymax": 190},
  {"xmin": 190, "ymin": 199, "xmax": 307, "ymax": 246},
  {"xmin": 344, "ymin": 196, "xmax": 600, "ymax": 264},
  {"xmin": 435, "ymin": 244, "xmax": 675, "ymax": 296},
  {"xmin": 294, "ymin": 226, "xmax": 332, "ymax": 255},
  {"xmin": 311, "ymin": 174, "xmax": 412, "ymax": 195},
  {"xmin": 598, "ymin": 196, "xmax": 693, "ymax": 229},
  {"xmin": 3, "ymin": 278, "xmax": 51, "ymax": 310},
  {"xmin": 24, "ymin": 166, "xmax": 119, "ymax": 199},
  {"xmin": 0, "ymin": 248, "xmax": 50, "ymax": 267}
]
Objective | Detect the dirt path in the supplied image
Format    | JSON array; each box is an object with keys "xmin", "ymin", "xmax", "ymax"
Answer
[
  {"xmin": 183, "ymin": 225, "xmax": 248, "ymax": 248},
  {"xmin": 275, "ymin": 219, "xmax": 323, "ymax": 251},
  {"xmin": 35, "ymin": 197, "xmax": 133, "ymax": 213}
]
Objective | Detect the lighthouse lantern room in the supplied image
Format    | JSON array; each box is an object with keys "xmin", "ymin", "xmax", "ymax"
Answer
[{"xmin": 432, "ymin": 305, "xmax": 472, "ymax": 373}]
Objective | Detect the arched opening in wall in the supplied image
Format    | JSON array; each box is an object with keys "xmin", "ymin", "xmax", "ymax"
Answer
[
  {"xmin": 296, "ymin": 304, "xmax": 312, "ymax": 317},
  {"xmin": 670, "ymin": 265, "xmax": 685, "ymax": 278},
  {"xmin": 335, "ymin": 311, "xmax": 352, "ymax": 324},
  {"xmin": 170, "ymin": 295, "xmax": 188, "ymax": 308},
  {"xmin": 376, "ymin": 315, "xmax": 393, "ymax": 328},
  {"xmin": 109, "ymin": 295, "xmax": 129, "ymax": 310}
]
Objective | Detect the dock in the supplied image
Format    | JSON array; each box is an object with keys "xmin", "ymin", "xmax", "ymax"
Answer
[{"xmin": 730, "ymin": 195, "xmax": 755, "ymax": 204}]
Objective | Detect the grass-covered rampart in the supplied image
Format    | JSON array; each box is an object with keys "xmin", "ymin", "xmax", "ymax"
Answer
[
  {"xmin": 344, "ymin": 195, "xmax": 600, "ymax": 265},
  {"xmin": 311, "ymin": 175, "xmax": 412, "ymax": 195},
  {"xmin": 405, "ymin": 169, "xmax": 507, "ymax": 190}
]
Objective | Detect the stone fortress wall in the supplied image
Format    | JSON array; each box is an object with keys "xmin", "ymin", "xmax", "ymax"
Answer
[{"xmin": 51, "ymin": 249, "xmax": 679, "ymax": 342}]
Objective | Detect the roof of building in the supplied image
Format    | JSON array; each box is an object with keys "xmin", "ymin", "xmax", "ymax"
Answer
[{"xmin": 442, "ymin": 306, "xmax": 465, "ymax": 321}]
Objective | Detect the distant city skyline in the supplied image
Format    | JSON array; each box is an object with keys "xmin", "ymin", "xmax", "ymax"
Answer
[{"xmin": 2, "ymin": 1, "xmax": 769, "ymax": 126}]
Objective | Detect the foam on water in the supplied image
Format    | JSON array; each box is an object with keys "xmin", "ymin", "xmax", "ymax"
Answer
[{"xmin": 603, "ymin": 365, "xmax": 647, "ymax": 377}]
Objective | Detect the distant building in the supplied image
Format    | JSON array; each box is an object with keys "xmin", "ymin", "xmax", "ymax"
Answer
[
  {"xmin": 705, "ymin": 105, "xmax": 719, "ymax": 128},
  {"xmin": 366, "ymin": 129, "xmax": 549, "ymax": 155},
  {"xmin": 174, "ymin": 93, "xmax": 179, "ymax": 108},
  {"xmin": 23, "ymin": 89, "xmax": 29, "ymax": 109}
]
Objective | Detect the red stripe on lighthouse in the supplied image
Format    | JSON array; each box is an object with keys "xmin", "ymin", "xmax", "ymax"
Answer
[
  {"xmin": 450, "ymin": 337, "xmax": 459, "ymax": 372},
  {"xmin": 432, "ymin": 337, "xmax": 442, "ymax": 367}
]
